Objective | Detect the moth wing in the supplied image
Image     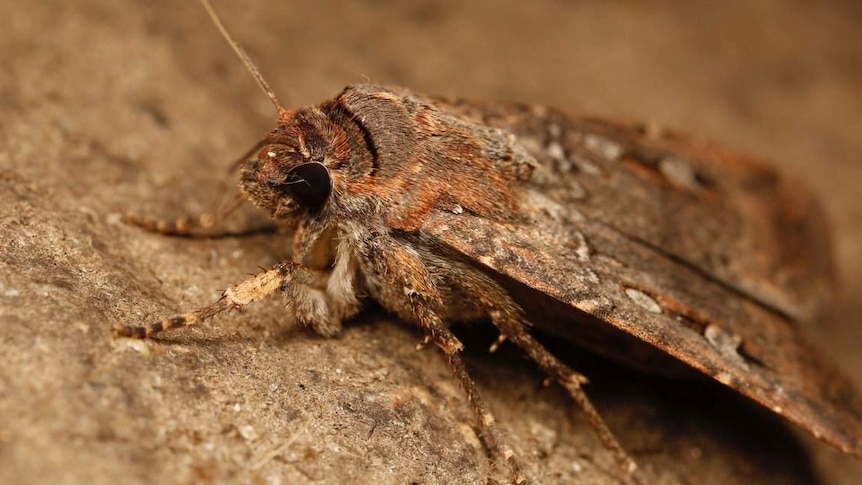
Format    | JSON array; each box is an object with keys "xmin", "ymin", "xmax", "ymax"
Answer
[
  {"xmin": 432, "ymin": 99, "xmax": 835, "ymax": 322},
  {"xmin": 420, "ymin": 103, "xmax": 862, "ymax": 458},
  {"xmin": 424, "ymin": 205, "xmax": 862, "ymax": 458}
]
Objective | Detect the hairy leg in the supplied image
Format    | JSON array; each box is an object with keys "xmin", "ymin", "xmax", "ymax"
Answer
[
  {"xmin": 455, "ymin": 265, "xmax": 640, "ymax": 482},
  {"xmin": 123, "ymin": 140, "xmax": 275, "ymax": 238},
  {"xmin": 358, "ymin": 231, "xmax": 527, "ymax": 483},
  {"xmin": 113, "ymin": 261, "xmax": 326, "ymax": 338},
  {"xmin": 491, "ymin": 313, "xmax": 639, "ymax": 481},
  {"xmin": 122, "ymin": 190, "xmax": 278, "ymax": 238}
]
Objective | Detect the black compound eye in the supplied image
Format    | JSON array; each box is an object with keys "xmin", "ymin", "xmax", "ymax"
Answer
[{"xmin": 284, "ymin": 162, "xmax": 332, "ymax": 208}]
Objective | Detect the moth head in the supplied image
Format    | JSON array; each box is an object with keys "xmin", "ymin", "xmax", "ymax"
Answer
[
  {"xmin": 199, "ymin": 1, "xmax": 359, "ymax": 220},
  {"xmin": 239, "ymin": 108, "xmax": 349, "ymax": 219}
]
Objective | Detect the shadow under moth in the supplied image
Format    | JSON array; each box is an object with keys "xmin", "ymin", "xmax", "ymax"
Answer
[{"xmin": 115, "ymin": 1, "xmax": 862, "ymax": 483}]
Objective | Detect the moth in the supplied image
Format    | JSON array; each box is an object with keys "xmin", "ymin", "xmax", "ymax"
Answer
[{"xmin": 115, "ymin": 1, "xmax": 862, "ymax": 483}]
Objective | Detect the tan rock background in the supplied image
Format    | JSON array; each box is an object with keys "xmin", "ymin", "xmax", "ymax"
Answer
[{"xmin": 1, "ymin": 1, "xmax": 860, "ymax": 484}]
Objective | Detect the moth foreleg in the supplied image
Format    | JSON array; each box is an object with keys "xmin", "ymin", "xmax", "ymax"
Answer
[
  {"xmin": 122, "ymin": 190, "xmax": 275, "ymax": 238},
  {"xmin": 114, "ymin": 261, "xmax": 315, "ymax": 338}
]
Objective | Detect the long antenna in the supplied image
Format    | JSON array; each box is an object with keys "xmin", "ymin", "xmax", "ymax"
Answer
[{"xmin": 200, "ymin": 0, "xmax": 288, "ymax": 116}]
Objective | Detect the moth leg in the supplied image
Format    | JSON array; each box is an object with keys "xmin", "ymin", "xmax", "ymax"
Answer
[
  {"xmin": 122, "ymin": 190, "xmax": 277, "ymax": 238},
  {"xmin": 124, "ymin": 139, "xmax": 272, "ymax": 237},
  {"xmin": 446, "ymin": 266, "xmax": 639, "ymax": 480},
  {"xmin": 114, "ymin": 261, "xmax": 322, "ymax": 338},
  {"xmin": 359, "ymin": 234, "xmax": 527, "ymax": 484},
  {"xmin": 424, "ymin": 319, "xmax": 527, "ymax": 485},
  {"xmin": 490, "ymin": 311, "xmax": 639, "ymax": 479}
]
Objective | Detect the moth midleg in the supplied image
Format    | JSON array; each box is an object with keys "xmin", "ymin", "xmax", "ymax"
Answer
[
  {"xmin": 113, "ymin": 261, "xmax": 320, "ymax": 338},
  {"xmin": 357, "ymin": 233, "xmax": 527, "ymax": 483},
  {"xmin": 431, "ymin": 324, "xmax": 528, "ymax": 485}
]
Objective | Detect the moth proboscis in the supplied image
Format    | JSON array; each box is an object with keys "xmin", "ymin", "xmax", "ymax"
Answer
[{"xmin": 114, "ymin": 1, "xmax": 862, "ymax": 483}]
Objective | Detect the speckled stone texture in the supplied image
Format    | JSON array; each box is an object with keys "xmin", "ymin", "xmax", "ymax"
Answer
[{"xmin": 1, "ymin": 1, "xmax": 861, "ymax": 484}]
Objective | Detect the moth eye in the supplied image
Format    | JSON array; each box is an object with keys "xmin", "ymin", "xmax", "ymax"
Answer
[{"xmin": 284, "ymin": 162, "xmax": 332, "ymax": 208}]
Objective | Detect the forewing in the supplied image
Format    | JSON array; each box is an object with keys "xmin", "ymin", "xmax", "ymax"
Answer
[{"xmin": 421, "ymin": 100, "xmax": 862, "ymax": 458}]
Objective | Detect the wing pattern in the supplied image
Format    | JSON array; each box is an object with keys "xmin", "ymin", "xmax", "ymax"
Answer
[{"xmin": 421, "ymin": 99, "xmax": 862, "ymax": 457}]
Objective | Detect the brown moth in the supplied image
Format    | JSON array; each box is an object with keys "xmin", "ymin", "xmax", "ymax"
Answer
[{"xmin": 116, "ymin": 1, "xmax": 862, "ymax": 483}]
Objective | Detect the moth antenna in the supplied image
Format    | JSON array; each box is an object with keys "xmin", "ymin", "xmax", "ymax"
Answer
[{"xmin": 200, "ymin": 0, "xmax": 288, "ymax": 117}]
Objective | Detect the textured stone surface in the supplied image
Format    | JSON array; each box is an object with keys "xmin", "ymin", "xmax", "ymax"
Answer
[{"xmin": 1, "ymin": 1, "xmax": 861, "ymax": 484}]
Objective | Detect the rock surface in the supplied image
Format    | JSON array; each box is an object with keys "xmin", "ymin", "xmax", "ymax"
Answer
[{"xmin": 2, "ymin": 1, "xmax": 861, "ymax": 484}]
